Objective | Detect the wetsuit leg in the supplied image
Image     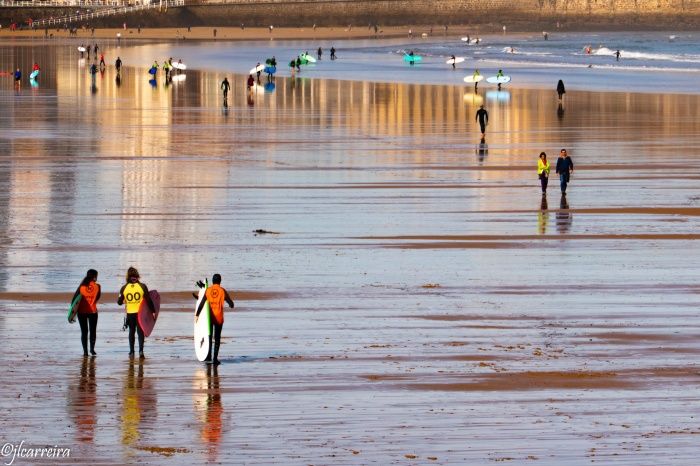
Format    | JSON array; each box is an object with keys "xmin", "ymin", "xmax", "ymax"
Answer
[
  {"xmin": 137, "ymin": 323, "xmax": 145, "ymax": 354},
  {"xmin": 127, "ymin": 314, "xmax": 137, "ymax": 353},
  {"xmin": 479, "ymin": 122, "xmax": 486, "ymax": 134},
  {"xmin": 78, "ymin": 313, "xmax": 89, "ymax": 355},
  {"xmin": 212, "ymin": 323, "xmax": 223, "ymax": 363},
  {"xmin": 88, "ymin": 313, "xmax": 98, "ymax": 354}
]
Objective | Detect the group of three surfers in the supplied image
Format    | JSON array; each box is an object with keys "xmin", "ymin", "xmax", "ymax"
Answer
[{"xmin": 73, "ymin": 267, "xmax": 234, "ymax": 366}]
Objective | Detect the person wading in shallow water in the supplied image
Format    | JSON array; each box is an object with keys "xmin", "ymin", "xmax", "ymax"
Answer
[
  {"xmin": 118, "ymin": 267, "xmax": 155, "ymax": 359},
  {"xmin": 195, "ymin": 274, "xmax": 234, "ymax": 366},
  {"xmin": 72, "ymin": 269, "xmax": 101, "ymax": 357}
]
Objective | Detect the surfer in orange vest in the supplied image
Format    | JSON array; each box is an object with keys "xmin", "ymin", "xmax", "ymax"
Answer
[
  {"xmin": 118, "ymin": 267, "xmax": 155, "ymax": 359},
  {"xmin": 195, "ymin": 274, "xmax": 234, "ymax": 365},
  {"xmin": 72, "ymin": 269, "xmax": 101, "ymax": 357}
]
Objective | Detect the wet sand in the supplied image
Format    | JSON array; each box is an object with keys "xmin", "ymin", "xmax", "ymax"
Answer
[{"xmin": 1, "ymin": 43, "xmax": 700, "ymax": 464}]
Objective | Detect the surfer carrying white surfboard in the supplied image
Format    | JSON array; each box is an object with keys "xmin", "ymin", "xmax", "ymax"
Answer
[
  {"xmin": 118, "ymin": 267, "xmax": 156, "ymax": 359},
  {"xmin": 195, "ymin": 274, "xmax": 234, "ymax": 366},
  {"xmin": 71, "ymin": 269, "xmax": 101, "ymax": 357}
]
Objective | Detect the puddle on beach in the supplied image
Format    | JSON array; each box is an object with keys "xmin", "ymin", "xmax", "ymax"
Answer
[{"xmin": 1, "ymin": 43, "xmax": 700, "ymax": 464}]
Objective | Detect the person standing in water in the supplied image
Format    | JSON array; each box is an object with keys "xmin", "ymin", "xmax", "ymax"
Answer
[
  {"xmin": 330, "ymin": 47, "xmax": 336, "ymax": 60},
  {"xmin": 537, "ymin": 152, "xmax": 550, "ymax": 194},
  {"xmin": 475, "ymin": 104, "xmax": 489, "ymax": 137},
  {"xmin": 72, "ymin": 269, "xmax": 101, "ymax": 357},
  {"xmin": 221, "ymin": 77, "xmax": 230, "ymax": 102},
  {"xmin": 557, "ymin": 79, "xmax": 566, "ymax": 100},
  {"xmin": 118, "ymin": 267, "xmax": 155, "ymax": 359},
  {"xmin": 615, "ymin": 50, "xmax": 621, "ymax": 61},
  {"xmin": 555, "ymin": 148, "xmax": 574, "ymax": 194},
  {"xmin": 450, "ymin": 55, "xmax": 456, "ymax": 70},
  {"xmin": 115, "ymin": 56, "xmax": 122, "ymax": 73},
  {"xmin": 195, "ymin": 274, "xmax": 234, "ymax": 366},
  {"xmin": 317, "ymin": 47, "xmax": 322, "ymax": 60}
]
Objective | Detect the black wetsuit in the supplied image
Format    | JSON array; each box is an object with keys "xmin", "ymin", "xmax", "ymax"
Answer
[
  {"xmin": 476, "ymin": 108, "xmax": 489, "ymax": 134},
  {"xmin": 221, "ymin": 79, "xmax": 230, "ymax": 99}
]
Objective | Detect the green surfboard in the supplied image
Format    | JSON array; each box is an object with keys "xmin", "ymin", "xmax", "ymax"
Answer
[{"xmin": 67, "ymin": 294, "xmax": 81, "ymax": 323}]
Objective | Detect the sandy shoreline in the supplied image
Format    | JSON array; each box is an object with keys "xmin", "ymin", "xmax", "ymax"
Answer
[{"xmin": 2, "ymin": 25, "xmax": 453, "ymax": 41}]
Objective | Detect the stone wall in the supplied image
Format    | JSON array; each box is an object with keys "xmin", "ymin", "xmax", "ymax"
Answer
[{"xmin": 2, "ymin": 0, "xmax": 700, "ymax": 29}]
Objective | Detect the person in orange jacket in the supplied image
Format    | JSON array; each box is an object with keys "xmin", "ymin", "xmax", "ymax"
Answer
[
  {"xmin": 195, "ymin": 274, "xmax": 234, "ymax": 365},
  {"xmin": 72, "ymin": 269, "xmax": 101, "ymax": 356}
]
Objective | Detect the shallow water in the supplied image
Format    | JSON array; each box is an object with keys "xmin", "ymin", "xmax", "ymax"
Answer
[{"xmin": 1, "ymin": 42, "xmax": 700, "ymax": 464}]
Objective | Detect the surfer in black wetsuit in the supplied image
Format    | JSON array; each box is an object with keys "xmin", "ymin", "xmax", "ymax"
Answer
[
  {"xmin": 450, "ymin": 54, "xmax": 456, "ymax": 69},
  {"xmin": 615, "ymin": 50, "xmax": 621, "ymax": 61},
  {"xmin": 221, "ymin": 77, "xmax": 230, "ymax": 102},
  {"xmin": 475, "ymin": 105, "xmax": 488, "ymax": 137},
  {"xmin": 115, "ymin": 56, "xmax": 122, "ymax": 73},
  {"xmin": 330, "ymin": 47, "xmax": 336, "ymax": 60}
]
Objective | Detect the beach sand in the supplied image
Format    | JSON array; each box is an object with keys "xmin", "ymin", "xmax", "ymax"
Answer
[
  {"xmin": 2, "ymin": 25, "xmax": 442, "ymax": 41},
  {"xmin": 0, "ymin": 42, "xmax": 700, "ymax": 464}
]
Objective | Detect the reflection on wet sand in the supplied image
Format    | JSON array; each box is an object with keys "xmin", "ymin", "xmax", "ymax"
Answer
[
  {"xmin": 120, "ymin": 359, "xmax": 157, "ymax": 458},
  {"xmin": 556, "ymin": 194, "xmax": 572, "ymax": 234},
  {"xmin": 538, "ymin": 195, "xmax": 549, "ymax": 234},
  {"xmin": 194, "ymin": 365, "xmax": 225, "ymax": 463},
  {"xmin": 67, "ymin": 357, "xmax": 97, "ymax": 443},
  {"xmin": 476, "ymin": 137, "xmax": 488, "ymax": 164}
]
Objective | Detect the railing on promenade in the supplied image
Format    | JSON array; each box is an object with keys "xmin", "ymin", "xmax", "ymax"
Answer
[{"xmin": 12, "ymin": 0, "xmax": 186, "ymax": 27}]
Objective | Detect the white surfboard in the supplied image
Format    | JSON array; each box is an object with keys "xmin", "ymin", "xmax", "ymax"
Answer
[
  {"xmin": 30, "ymin": 70, "xmax": 39, "ymax": 79},
  {"xmin": 249, "ymin": 64, "xmax": 265, "ymax": 74},
  {"xmin": 172, "ymin": 62, "xmax": 187, "ymax": 70},
  {"xmin": 172, "ymin": 74, "xmax": 186, "ymax": 83},
  {"xmin": 463, "ymin": 75, "xmax": 484, "ymax": 83},
  {"xmin": 446, "ymin": 57, "xmax": 465, "ymax": 65},
  {"xmin": 486, "ymin": 76, "xmax": 511, "ymax": 84},
  {"xmin": 77, "ymin": 46, "xmax": 86, "ymax": 52},
  {"xmin": 194, "ymin": 282, "xmax": 211, "ymax": 362},
  {"xmin": 301, "ymin": 54, "xmax": 317, "ymax": 63}
]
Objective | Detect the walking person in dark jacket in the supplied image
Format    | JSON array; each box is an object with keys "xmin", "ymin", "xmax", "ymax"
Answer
[
  {"xmin": 555, "ymin": 148, "xmax": 574, "ymax": 194},
  {"xmin": 557, "ymin": 79, "xmax": 566, "ymax": 100}
]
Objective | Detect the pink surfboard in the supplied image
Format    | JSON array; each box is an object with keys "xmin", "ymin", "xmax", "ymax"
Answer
[{"xmin": 138, "ymin": 290, "xmax": 160, "ymax": 337}]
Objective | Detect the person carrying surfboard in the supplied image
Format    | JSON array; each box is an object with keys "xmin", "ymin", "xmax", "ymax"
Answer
[
  {"xmin": 118, "ymin": 267, "xmax": 156, "ymax": 359},
  {"xmin": 72, "ymin": 269, "xmax": 101, "ymax": 357},
  {"xmin": 195, "ymin": 274, "xmax": 234, "ymax": 366},
  {"xmin": 472, "ymin": 69, "xmax": 481, "ymax": 91}
]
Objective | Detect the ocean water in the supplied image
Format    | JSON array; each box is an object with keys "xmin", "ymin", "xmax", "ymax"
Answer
[{"xmin": 105, "ymin": 30, "xmax": 700, "ymax": 93}]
